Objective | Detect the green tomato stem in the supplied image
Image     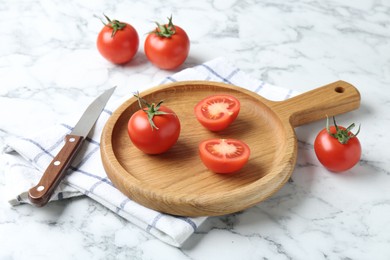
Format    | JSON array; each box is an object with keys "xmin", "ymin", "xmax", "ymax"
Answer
[
  {"xmin": 149, "ymin": 15, "xmax": 176, "ymax": 38},
  {"xmin": 101, "ymin": 14, "xmax": 127, "ymax": 37},
  {"xmin": 134, "ymin": 92, "xmax": 170, "ymax": 131},
  {"xmin": 326, "ymin": 116, "xmax": 361, "ymax": 144}
]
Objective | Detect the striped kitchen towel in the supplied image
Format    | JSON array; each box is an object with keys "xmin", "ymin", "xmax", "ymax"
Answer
[{"xmin": 2, "ymin": 57, "xmax": 298, "ymax": 247}]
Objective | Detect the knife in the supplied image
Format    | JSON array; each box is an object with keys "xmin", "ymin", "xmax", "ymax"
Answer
[{"xmin": 28, "ymin": 87, "xmax": 116, "ymax": 207}]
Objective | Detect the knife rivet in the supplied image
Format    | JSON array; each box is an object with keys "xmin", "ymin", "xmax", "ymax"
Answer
[
  {"xmin": 69, "ymin": 137, "xmax": 76, "ymax": 142},
  {"xmin": 54, "ymin": 160, "xmax": 61, "ymax": 166},
  {"xmin": 37, "ymin": 185, "xmax": 45, "ymax": 192}
]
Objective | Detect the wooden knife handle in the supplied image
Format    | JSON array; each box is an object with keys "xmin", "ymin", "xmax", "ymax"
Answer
[{"xmin": 28, "ymin": 134, "xmax": 84, "ymax": 207}]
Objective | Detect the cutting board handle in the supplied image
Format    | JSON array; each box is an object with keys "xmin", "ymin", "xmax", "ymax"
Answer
[{"xmin": 272, "ymin": 80, "xmax": 361, "ymax": 127}]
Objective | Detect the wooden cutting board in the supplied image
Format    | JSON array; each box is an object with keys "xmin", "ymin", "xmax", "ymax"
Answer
[{"xmin": 100, "ymin": 80, "xmax": 360, "ymax": 217}]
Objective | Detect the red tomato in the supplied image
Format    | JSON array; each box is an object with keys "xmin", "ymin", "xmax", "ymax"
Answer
[
  {"xmin": 128, "ymin": 96, "xmax": 180, "ymax": 154},
  {"xmin": 194, "ymin": 94, "xmax": 240, "ymax": 131},
  {"xmin": 97, "ymin": 15, "xmax": 139, "ymax": 64},
  {"xmin": 314, "ymin": 118, "xmax": 361, "ymax": 172},
  {"xmin": 199, "ymin": 139, "xmax": 250, "ymax": 174},
  {"xmin": 144, "ymin": 16, "xmax": 190, "ymax": 70}
]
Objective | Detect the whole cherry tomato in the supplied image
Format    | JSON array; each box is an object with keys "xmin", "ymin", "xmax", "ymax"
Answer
[
  {"xmin": 194, "ymin": 94, "xmax": 240, "ymax": 131},
  {"xmin": 97, "ymin": 15, "xmax": 139, "ymax": 64},
  {"xmin": 144, "ymin": 16, "xmax": 190, "ymax": 70},
  {"xmin": 199, "ymin": 138, "xmax": 250, "ymax": 174},
  {"xmin": 314, "ymin": 117, "xmax": 361, "ymax": 172},
  {"xmin": 128, "ymin": 94, "xmax": 180, "ymax": 154}
]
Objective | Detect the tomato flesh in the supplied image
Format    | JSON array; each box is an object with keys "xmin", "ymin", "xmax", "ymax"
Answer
[
  {"xmin": 195, "ymin": 94, "xmax": 240, "ymax": 131},
  {"xmin": 199, "ymin": 139, "xmax": 250, "ymax": 174},
  {"xmin": 128, "ymin": 106, "xmax": 180, "ymax": 154},
  {"xmin": 314, "ymin": 126, "xmax": 361, "ymax": 172}
]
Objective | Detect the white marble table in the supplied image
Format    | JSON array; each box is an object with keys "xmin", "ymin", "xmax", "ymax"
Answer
[{"xmin": 1, "ymin": 0, "xmax": 390, "ymax": 259}]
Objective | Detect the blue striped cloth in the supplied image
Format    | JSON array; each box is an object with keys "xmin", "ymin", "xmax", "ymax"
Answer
[{"xmin": 3, "ymin": 58, "xmax": 298, "ymax": 247}]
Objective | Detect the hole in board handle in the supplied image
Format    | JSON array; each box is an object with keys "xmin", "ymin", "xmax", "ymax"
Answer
[{"xmin": 335, "ymin": 86, "xmax": 345, "ymax": 93}]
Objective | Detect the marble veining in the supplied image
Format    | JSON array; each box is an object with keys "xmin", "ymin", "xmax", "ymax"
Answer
[{"xmin": 1, "ymin": 0, "xmax": 390, "ymax": 259}]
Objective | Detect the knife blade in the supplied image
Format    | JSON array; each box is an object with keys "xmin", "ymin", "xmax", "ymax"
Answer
[{"xmin": 28, "ymin": 87, "xmax": 116, "ymax": 207}]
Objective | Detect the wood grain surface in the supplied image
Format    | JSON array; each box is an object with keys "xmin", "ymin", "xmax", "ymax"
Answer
[{"xmin": 100, "ymin": 80, "xmax": 360, "ymax": 216}]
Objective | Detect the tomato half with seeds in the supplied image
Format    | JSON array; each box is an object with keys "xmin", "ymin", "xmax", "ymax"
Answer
[
  {"xmin": 194, "ymin": 94, "xmax": 240, "ymax": 131},
  {"xmin": 199, "ymin": 139, "xmax": 250, "ymax": 174}
]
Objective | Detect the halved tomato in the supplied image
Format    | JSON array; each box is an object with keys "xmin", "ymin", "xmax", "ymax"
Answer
[
  {"xmin": 199, "ymin": 138, "xmax": 250, "ymax": 174},
  {"xmin": 194, "ymin": 94, "xmax": 240, "ymax": 131}
]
